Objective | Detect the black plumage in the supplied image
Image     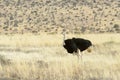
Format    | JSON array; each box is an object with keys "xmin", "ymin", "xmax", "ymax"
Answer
[{"xmin": 63, "ymin": 37, "xmax": 92, "ymax": 54}]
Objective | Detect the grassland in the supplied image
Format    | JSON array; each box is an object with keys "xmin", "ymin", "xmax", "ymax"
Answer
[{"xmin": 0, "ymin": 33, "xmax": 119, "ymax": 80}]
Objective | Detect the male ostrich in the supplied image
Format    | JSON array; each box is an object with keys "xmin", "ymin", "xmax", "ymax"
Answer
[{"xmin": 63, "ymin": 37, "xmax": 92, "ymax": 60}]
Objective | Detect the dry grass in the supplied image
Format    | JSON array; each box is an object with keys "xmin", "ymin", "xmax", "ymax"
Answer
[
  {"xmin": 0, "ymin": 33, "xmax": 120, "ymax": 80},
  {"xmin": 0, "ymin": 33, "xmax": 119, "ymax": 47}
]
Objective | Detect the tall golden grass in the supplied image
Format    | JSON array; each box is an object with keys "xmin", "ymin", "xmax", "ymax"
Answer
[{"xmin": 0, "ymin": 33, "xmax": 120, "ymax": 80}]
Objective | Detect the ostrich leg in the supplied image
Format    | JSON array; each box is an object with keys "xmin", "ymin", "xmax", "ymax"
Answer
[{"xmin": 77, "ymin": 49, "xmax": 82, "ymax": 62}]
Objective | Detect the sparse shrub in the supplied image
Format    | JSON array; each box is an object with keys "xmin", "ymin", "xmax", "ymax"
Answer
[
  {"xmin": 113, "ymin": 24, "xmax": 120, "ymax": 32},
  {"xmin": 81, "ymin": 27, "xmax": 86, "ymax": 33},
  {"xmin": 37, "ymin": 60, "xmax": 48, "ymax": 68},
  {"xmin": 14, "ymin": 20, "xmax": 18, "ymax": 27},
  {"xmin": 110, "ymin": 22, "xmax": 113, "ymax": 25},
  {"xmin": 113, "ymin": 24, "xmax": 119, "ymax": 29},
  {"xmin": 0, "ymin": 55, "xmax": 10, "ymax": 65}
]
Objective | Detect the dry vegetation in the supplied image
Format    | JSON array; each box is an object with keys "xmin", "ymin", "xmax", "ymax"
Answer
[
  {"xmin": 0, "ymin": 33, "xmax": 119, "ymax": 80},
  {"xmin": 0, "ymin": 0, "xmax": 120, "ymax": 34},
  {"xmin": 0, "ymin": 0, "xmax": 120, "ymax": 80}
]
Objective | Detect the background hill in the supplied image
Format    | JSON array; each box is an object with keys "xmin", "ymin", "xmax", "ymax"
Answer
[{"xmin": 0, "ymin": 0, "xmax": 120, "ymax": 34}]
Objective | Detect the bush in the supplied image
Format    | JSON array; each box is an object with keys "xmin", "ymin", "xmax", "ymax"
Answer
[
  {"xmin": 113, "ymin": 24, "xmax": 120, "ymax": 32},
  {"xmin": 0, "ymin": 55, "xmax": 10, "ymax": 65}
]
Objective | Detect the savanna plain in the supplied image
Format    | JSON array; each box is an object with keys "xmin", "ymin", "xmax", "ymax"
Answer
[{"xmin": 0, "ymin": 33, "xmax": 120, "ymax": 80}]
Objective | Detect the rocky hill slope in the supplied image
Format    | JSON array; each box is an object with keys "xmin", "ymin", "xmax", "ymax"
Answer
[{"xmin": 0, "ymin": 0, "xmax": 120, "ymax": 34}]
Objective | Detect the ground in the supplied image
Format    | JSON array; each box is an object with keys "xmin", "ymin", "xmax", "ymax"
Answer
[{"xmin": 0, "ymin": 33, "xmax": 120, "ymax": 80}]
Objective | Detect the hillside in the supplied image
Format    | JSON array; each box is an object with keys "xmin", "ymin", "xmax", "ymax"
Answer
[{"xmin": 0, "ymin": 0, "xmax": 120, "ymax": 34}]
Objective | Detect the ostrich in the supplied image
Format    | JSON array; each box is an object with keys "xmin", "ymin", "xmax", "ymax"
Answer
[{"xmin": 63, "ymin": 37, "xmax": 92, "ymax": 60}]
